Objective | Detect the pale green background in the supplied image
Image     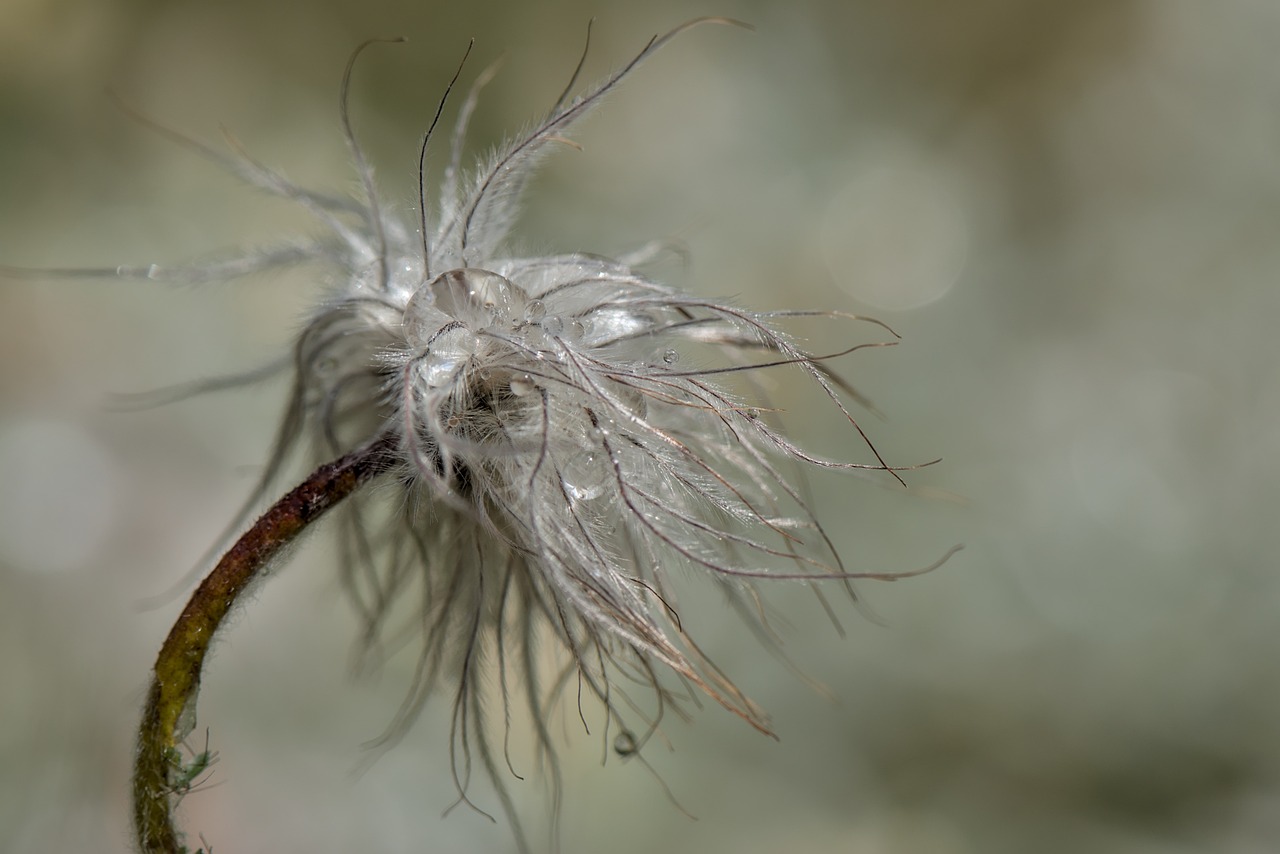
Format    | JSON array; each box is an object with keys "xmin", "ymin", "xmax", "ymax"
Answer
[{"xmin": 2, "ymin": 1, "xmax": 1277, "ymax": 852}]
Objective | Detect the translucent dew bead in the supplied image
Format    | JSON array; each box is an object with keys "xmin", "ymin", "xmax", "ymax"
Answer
[{"xmin": 403, "ymin": 268, "xmax": 530, "ymax": 348}]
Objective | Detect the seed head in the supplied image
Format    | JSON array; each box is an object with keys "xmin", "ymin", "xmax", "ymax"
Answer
[{"xmin": 83, "ymin": 18, "xmax": 948, "ymax": 850}]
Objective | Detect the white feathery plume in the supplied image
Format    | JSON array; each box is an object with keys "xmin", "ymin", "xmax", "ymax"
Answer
[{"xmin": 9, "ymin": 19, "xmax": 954, "ymax": 852}]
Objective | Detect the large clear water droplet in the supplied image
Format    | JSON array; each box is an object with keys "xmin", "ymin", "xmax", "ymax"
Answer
[
  {"xmin": 403, "ymin": 268, "xmax": 529, "ymax": 348},
  {"xmin": 561, "ymin": 452, "xmax": 608, "ymax": 502},
  {"xmin": 441, "ymin": 268, "xmax": 529, "ymax": 320}
]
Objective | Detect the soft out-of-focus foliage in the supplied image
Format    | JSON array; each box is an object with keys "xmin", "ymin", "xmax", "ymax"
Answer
[{"xmin": 2, "ymin": 2, "xmax": 1277, "ymax": 852}]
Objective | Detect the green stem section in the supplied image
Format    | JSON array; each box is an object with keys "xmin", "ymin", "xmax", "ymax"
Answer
[{"xmin": 133, "ymin": 434, "xmax": 398, "ymax": 853}]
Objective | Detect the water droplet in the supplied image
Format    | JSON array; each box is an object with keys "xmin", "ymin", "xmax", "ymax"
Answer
[
  {"xmin": 662, "ymin": 348, "xmax": 679, "ymax": 365},
  {"xmin": 567, "ymin": 318, "xmax": 588, "ymax": 342},
  {"xmin": 613, "ymin": 730, "xmax": 637, "ymax": 757},
  {"xmin": 542, "ymin": 315, "xmax": 564, "ymax": 336},
  {"xmin": 404, "ymin": 268, "xmax": 533, "ymax": 347},
  {"xmin": 561, "ymin": 452, "xmax": 608, "ymax": 502},
  {"xmin": 421, "ymin": 268, "xmax": 529, "ymax": 327},
  {"xmin": 467, "ymin": 268, "xmax": 528, "ymax": 315},
  {"xmin": 509, "ymin": 375, "xmax": 536, "ymax": 397}
]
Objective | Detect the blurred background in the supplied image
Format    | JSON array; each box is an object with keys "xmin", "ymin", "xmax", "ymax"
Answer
[{"xmin": 3, "ymin": 1, "xmax": 1278, "ymax": 852}]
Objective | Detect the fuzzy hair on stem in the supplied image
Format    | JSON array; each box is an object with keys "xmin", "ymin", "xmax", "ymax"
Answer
[{"xmin": 5, "ymin": 17, "xmax": 958, "ymax": 854}]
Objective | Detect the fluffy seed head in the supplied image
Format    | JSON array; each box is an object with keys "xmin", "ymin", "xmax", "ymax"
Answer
[{"xmin": 95, "ymin": 18, "xmax": 947, "ymax": 848}]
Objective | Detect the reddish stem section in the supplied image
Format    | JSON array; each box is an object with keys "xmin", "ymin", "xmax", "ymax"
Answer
[{"xmin": 133, "ymin": 434, "xmax": 397, "ymax": 853}]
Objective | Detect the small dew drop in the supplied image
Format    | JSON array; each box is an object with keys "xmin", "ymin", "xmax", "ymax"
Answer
[
  {"xmin": 662, "ymin": 348, "xmax": 680, "ymax": 365},
  {"xmin": 542, "ymin": 315, "xmax": 565, "ymax": 336},
  {"xmin": 509, "ymin": 375, "xmax": 536, "ymax": 397},
  {"xmin": 613, "ymin": 730, "xmax": 637, "ymax": 758},
  {"xmin": 561, "ymin": 452, "xmax": 608, "ymax": 502}
]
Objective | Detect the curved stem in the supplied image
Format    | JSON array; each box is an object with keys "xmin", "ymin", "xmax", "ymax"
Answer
[{"xmin": 133, "ymin": 434, "xmax": 398, "ymax": 853}]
